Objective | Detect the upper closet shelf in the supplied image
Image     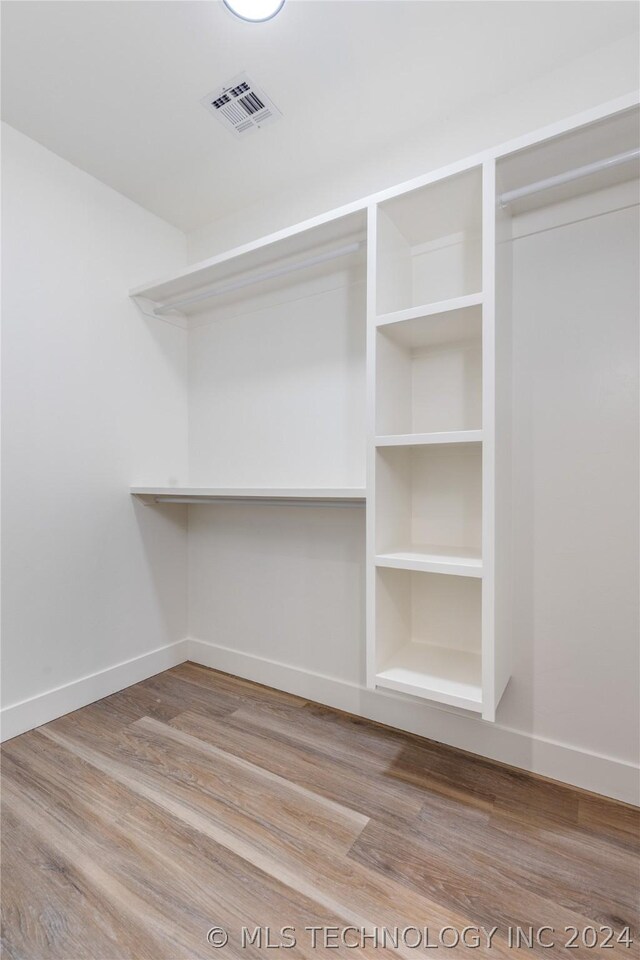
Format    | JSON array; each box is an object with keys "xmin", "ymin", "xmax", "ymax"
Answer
[
  {"xmin": 497, "ymin": 106, "xmax": 640, "ymax": 216},
  {"xmin": 131, "ymin": 487, "xmax": 366, "ymax": 506},
  {"xmin": 130, "ymin": 209, "xmax": 367, "ymax": 322}
]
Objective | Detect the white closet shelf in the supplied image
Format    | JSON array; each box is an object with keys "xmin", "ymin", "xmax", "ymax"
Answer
[
  {"xmin": 131, "ymin": 486, "xmax": 366, "ymax": 505},
  {"xmin": 376, "ymin": 292, "xmax": 483, "ymax": 328},
  {"xmin": 375, "ymin": 548, "xmax": 482, "ymax": 577},
  {"xmin": 376, "ymin": 642, "xmax": 482, "ymax": 712},
  {"xmin": 375, "ymin": 430, "xmax": 483, "ymax": 447},
  {"xmin": 130, "ymin": 209, "xmax": 366, "ymax": 320}
]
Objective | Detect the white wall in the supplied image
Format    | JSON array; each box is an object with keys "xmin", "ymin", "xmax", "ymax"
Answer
[
  {"xmin": 501, "ymin": 189, "xmax": 639, "ymax": 764},
  {"xmin": 188, "ymin": 33, "xmax": 640, "ymax": 262},
  {"xmin": 188, "ymin": 269, "xmax": 366, "ymax": 487},
  {"xmin": 186, "ymin": 259, "xmax": 368, "ymax": 709},
  {"xmin": 189, "ymin": 504, "xmax": 366, "ymax": 683},
  {"xmin": 1, "ymin": 124, "xmax": 189, "ymax": 737}
]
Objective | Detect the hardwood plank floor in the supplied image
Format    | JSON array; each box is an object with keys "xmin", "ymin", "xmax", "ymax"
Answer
[{"xmin": 2, "ymin": 663, "xmax": 638, "ymax": 959}]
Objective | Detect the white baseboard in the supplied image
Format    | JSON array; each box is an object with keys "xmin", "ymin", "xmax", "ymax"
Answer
[
  {"xmin": 3, "ymin": 634, "xmax": 636, "ymax": 806},
  {"xmin": 0, "ymin": 638, "xmax": 190, "ymax": 742},
  {"xmin": 188, "ymin": 637, "xmax": 640, "ymax": 806}
]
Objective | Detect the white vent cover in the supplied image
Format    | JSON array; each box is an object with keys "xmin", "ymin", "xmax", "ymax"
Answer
[{"xmin": 202, "ymin": 72, "xmax": 281, "ymax": 137}]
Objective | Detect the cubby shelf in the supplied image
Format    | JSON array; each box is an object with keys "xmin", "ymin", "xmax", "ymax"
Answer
[
  {"xmin": 374, "ymin": 566, "xmax": 483, "ymax": 710},
  {"xmin": 375, "ymin": 444, "xmax": 482, "ymax": 557},
  {"xmin": 375, "ymin": 303, "xmax": 483, "ymax": 437},
  {"xmin": 375, "ymin": 549, "xmax": 482, "ymax": 577},
  {"xmin": 376, "ymin": 292, "xmax": 483, "ymax": 329},
  {"xmin": 376, "ymin": 643, "xmax": 483, "ymax": 712},
  {"xmin": 375, "ymin": 166, "xmax": 483, "ymax": 316},
  {"xmin": 375, "ymin": 430, "xmax": 483, "ymax": 447}
]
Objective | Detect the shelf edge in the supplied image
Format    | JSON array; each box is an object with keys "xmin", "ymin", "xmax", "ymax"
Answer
[
  {"xmin": 130, "ymin": 486, "xmax": 367, "ymax": 505},
  {"xmin": 375, "ymin": 671, "xmax": 483, "ymax": 711},
  {"xmin": 375, "ymin": 553, "xmax": 483, "ymax": 577},
  {"xmin": 376, "ymin": 291, "xmax": 483, "ymax": 328},
  {"xmin": 375, "ymin": 430, "xmax": 483, "ymax": 447}
]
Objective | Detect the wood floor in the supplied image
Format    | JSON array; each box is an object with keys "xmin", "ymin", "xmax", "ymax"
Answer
[{"xmin": 2, "ymin": 663, "xmax": 638, "ymax": 959}]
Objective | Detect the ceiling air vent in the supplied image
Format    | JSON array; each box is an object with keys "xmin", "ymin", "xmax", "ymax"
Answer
[{"xmin": 202, "ymin": 72, "xmax": 281, "ymax": 137}]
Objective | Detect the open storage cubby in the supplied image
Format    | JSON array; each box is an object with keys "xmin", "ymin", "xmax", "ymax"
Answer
[
  {"xmin": 376, "ymin": 303, "xmax": 482, "ymax": 439},
  {"xmin": 376, "ymin": 166, "xmax": 483, "ymax": 318},
  {"xmin": 375, "ymin": 443, "xmax": 482, "ymax": 575},
  {"xmin": 375, "ymin": 567, "xmax": 482, "ymax": 711}
]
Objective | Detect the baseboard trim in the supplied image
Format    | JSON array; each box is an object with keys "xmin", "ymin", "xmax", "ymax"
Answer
[
  {"xmin": 0, "ymin": 638, "xmax": 190, "ymax": 742},
  {"xmin": 188, "ymin": 637, "xmax": 640, "ymax": 806},
  {"xmin": 2, "ymin": 635, "xmax": 636, "ymax": 805}
]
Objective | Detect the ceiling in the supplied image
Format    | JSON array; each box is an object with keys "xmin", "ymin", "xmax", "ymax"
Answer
[{"xmin": 2, "ymin": 1, "xmax": 638, "ymax": 233}]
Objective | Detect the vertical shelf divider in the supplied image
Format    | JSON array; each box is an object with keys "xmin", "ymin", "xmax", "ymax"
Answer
[
  {"xmin": 365, "ymin": 202, "xmax": 378, "ymax": 689},
  {"xmin": 481, "ymin": 159, "xmax": 497, "ymax": 722}
]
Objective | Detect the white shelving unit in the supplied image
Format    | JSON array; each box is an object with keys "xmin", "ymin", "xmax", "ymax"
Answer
[
  {"xmin": 375, "ymin": 567, "xmax": 482, "ymax": 711},
  {"xmin": 367, "ymin": 160, "xmax": 504, "ymax": 719},
  {"xmin": 130, "ymin": 95, "xmax": 638, "ymax": 727}
]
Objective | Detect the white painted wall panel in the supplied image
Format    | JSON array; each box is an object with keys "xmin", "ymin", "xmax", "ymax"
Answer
[
  {"xmin": 188, "ymin": 278, "xmax": 366, "ymax": 487},
  {"xmin": 188, "ymin": 504, "xmax": 365, "ymax": 683},
  {"xmin": 1, "ymin": 124, "xmax": 189, "ymax": 708},
  {"xmin": 497, "ymin": 200, "xmax": 640, "ymax": 762}
]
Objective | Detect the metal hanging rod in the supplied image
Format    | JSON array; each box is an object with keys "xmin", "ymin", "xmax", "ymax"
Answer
[
  {"xmin": 498, "ymin": 147, "xmax": 640, "ymax": 208},
  {"xmin": 154, "ymin": 240, "xmax": 364, "ymax": 316},
  {"xmin": 151, "ymin": 496, "xmax": 365, "ymax": 507}
]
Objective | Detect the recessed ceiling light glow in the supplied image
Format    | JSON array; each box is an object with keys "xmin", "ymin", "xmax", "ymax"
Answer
[{"xmin": 223, "ymin": 0, "xmax": 285, "ymax": 22}]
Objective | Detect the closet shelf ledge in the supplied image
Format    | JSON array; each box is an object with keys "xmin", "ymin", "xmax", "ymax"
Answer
[{"xmin": 130, "ymin": 486, "xmax": 366, "ymax": 505}]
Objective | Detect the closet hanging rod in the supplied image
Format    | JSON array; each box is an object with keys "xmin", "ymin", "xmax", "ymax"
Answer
[
  {"xmin": 154, "ymin": 240, "xmax": 364, "ymax": 316},
  {"xmin": 498, "ymin": 147, "xmax": 640, "ymax": 207},
  {"xmin": 151, "ymin": 496, "xmax": 365, "ymax": 507}
]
